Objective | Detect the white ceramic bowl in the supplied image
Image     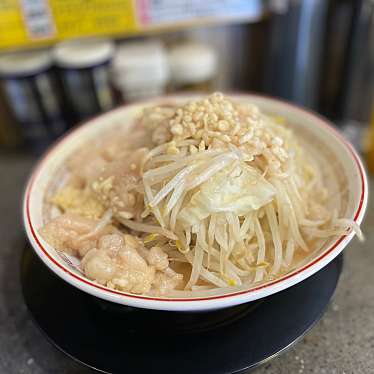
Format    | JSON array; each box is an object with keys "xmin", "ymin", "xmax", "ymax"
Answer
[{"xmin": 23, "ymin": 94, "xmax": 368, "ymax": 311}]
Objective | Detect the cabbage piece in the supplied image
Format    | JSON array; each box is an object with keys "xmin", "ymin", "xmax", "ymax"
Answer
[{"xmin": 178, "ymin": 165, "xmax": 275, "ymax": 228}]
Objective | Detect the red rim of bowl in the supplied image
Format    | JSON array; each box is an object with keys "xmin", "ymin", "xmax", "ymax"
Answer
[{"xmin": 24, "ymin": 93, "xmax": 367, "ymax": 303}]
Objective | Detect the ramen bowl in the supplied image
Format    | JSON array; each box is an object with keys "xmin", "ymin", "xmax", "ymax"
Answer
[{"xmin": 23, "ymin": 94, "xmax": 368, "ymax": 311}]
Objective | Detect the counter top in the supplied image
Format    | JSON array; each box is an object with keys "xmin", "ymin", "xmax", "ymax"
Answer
[{"xmin": 0, "ymin": 152, "xmax": 373, "ymax": 374}]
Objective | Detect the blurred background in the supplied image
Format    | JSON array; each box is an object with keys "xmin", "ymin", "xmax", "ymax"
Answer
[
  {"xmin": 0, "ymin": 0, "xmax": 374, "ymax": 168},
  {"xmin": 1, "ymin": 2, "xmax": 374, "ymax": 373}
]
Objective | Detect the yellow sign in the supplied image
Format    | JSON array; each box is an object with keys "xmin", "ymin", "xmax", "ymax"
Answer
[
  {"xmin": 0, "ymin": 0, "xmax": 263, "ymax": 50},
  {"xmin": 0, "ymin": 1, "xmax": 29, "ymax": 49},
  {"xmin": 50, "ymin": 0, "xmax": 137, "ymax": 39},
  {"xmin": 0, "ymin": 0, "xmax": 137, "ymax": 50}
]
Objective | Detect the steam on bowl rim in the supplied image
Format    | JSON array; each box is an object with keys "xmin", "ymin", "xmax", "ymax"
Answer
[{"xmin": 23, "ymin": 93, "xmax": 368, "ymax": 312}]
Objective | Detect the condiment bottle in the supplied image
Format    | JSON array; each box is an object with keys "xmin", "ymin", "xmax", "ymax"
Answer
[
  {"xmin": 53, "ymin": 38, "xmax": 115, "ymax": 123},
  {"xmin": 111, "ymin": 41, "xmax": 169, "ymax": 102},
  {"xmin": 0, "ymin": 49, "xmax": 67, "ymax": 152},
  {"xmin": 168, "ymin": 42, "xmax": 217, "ymax": 92}
]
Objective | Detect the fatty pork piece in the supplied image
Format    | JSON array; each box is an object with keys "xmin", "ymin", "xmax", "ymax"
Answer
[
  {"xmin": 82, "ymin": 234, "xmax": 154, "ymax": 294},
  {"xmin": 68, "ymin": 147, "xmax": 108, "ymax": 188},
  {"xmin": 143, "ymin": 245, "xmax": 184, "ymax": 295},
  {"xmin": 91, "ymin": 148, "xmax": 148, "ymax": 220},
  {"xmin": 39, "ymin": 213, "xmax": 117, "ymax": 257},
  {"xmin": 100, "ymin": 124, "xmax": 152, "ymax": 161},
  {"xmin": 67, "ymin": 125, "xmax": 152, "ymax": 188},
  {"xmin": 152, "ymin": 269, "xmax": 183, "ymax": 296},
  {"xmin": 82, "ymin": 234, "xmax": 183, "ymax": 295}
]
